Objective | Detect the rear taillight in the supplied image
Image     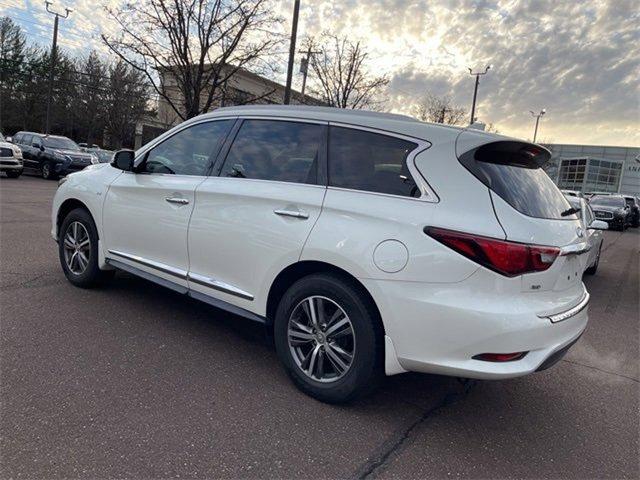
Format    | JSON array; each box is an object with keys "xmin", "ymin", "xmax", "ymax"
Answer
[{"xmin": 425, "ymin": 227, "xmax": 560, "ymax": 277}]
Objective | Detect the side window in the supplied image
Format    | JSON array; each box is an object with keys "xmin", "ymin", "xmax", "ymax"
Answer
[
  {"xmin": 22, "ymin": 135, "xmax": 32, "ymax": 146},
  {"xmin": 32, "ymin": 136, "xmax": 42, "ymax": 148},
  {"xmin": 328, "ymin": 127, "xmax": 420, "ymax": 197},
  {"xmin": 220, "ymin": 120, "xmax": 324, "ymax": 184},
  {"xmin": 141, "ymin": 120, "xmax": 233, "ymax": 176}
]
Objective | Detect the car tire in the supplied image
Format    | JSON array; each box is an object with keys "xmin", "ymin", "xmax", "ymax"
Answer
[
  {"xmin": 41, "ymin": 162, "xmax": 57, "ymax": 180},
  {"xmin": 585, "ymin": 244, "xmax": 601, "ymax": 275},
  {"xmin": 58, "ymin": 208, "xmax": 114, "ymax": 288},
  {"xmin": 274, "ymin": 273, "xmax": 383, "ymax": 404},
  {"xmin": 5, "ymin": 171, "xmax": 21, "ymax": 178}
]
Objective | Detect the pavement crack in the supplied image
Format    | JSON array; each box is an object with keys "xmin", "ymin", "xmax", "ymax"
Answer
[
  {"xmin": 561, "ymin": 358, "xmax": 639, "ymax": 383},
  {"xmin": 354, "ymin": 381, "xmax": 473, "ymax": 480}
]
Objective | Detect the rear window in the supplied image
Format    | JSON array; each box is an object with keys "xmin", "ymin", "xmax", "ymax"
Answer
[{"xmin": 460, "ymin": 141, "xmax": 576, "ymax": 220}]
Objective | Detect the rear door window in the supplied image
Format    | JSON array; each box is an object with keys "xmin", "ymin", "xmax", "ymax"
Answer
[
  {"xmin": 220, "ymin": 120, "xmax": 325, "ymax": 184},
  {"xmin": 459, "ymin": 141, "xmax": 576, "ymax": 220},
  {"xmin": 328, "ymin": 127, "xmax": 420, "ymax": 198}
]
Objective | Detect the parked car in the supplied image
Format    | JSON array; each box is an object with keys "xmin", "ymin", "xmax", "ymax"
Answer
[
  {"xmin": 589, "ymin": 195, "xmax": 631, "ymax": 230},
  {"xmin": 623, "ymin": 196, "xmax": 640, "ymax": 228},
  {"xmin": 565, "ymin": 196, "xmax": 607, "ymax": 275},
  {"xmin": 0, "ymin": 132, "xmax": 23, "ymax": 178},
  {"xmin": 13, "ymin": 132, "xmax": 97, "ymax": 179},
  {"xmin": 52, "ymin": 106, "xmax": 591, "ymax": 403}
]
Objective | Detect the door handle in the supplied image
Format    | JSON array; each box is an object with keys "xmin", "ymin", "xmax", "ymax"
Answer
[
  {"xmin": 274, "ymin": 209, "xmax": 309, "ymax": 219},
  {"xmin": 165, "ymin": 197, "xmax": 190, "ymax": 205}
]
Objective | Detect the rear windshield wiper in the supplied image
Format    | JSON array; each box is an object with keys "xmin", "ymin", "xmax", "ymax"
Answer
[{"xmin": 561, "ymin": 207, "xmax": 580, "ymax": 217}]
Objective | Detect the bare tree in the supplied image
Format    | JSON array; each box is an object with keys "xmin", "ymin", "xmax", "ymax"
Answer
[
  {"xmin": 413, "ymin": 92, "xmax": 466, "ymax": 125},
  {"xmin": 305, "ymin": 34, "xmax": 389, "ymax": 109},
  {"xmin": 102, "ymin": 0, "xmax": 282, "ymax": 121}
]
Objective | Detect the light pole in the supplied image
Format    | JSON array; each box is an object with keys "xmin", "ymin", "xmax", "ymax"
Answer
[
  {"xmin": 283, "ymin": 0, "xmax": 300, "ymax": 105},
  {"xmin": 298, "ymin": 45, "xmax": 321, "ymax": 101},
  {"xmin": 468, "ymin": 64, "xmax": 492, "ymax": 124},
  {"xmin": 530, "ymin": 108, "xmax": 546, "ymax": 143},
  {"xmin": 44, "ymin": 1, "xmax": 72, "ymax": 134}
]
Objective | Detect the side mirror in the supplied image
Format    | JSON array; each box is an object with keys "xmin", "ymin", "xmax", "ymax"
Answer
[
  {"xmin": 589, "ymin": 220, "xmax": 609, "ymax": 230},
  {"xmin": 112, "ymin": 150, "xmax": 135, "ymax": 171}
]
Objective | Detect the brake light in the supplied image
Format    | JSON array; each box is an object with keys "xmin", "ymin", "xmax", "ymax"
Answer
[{"xmin": 425, "ymin": 227, "xmax": 560, "ymax": 277}]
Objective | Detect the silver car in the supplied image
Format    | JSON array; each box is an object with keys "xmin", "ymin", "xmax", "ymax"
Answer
[
  {"xmin": 566, "ymin": 195, "xmax": 607, "ymax": 275},
  {"xmin": 0, "ymin": 133, "xmax": 23, "ymax": 178}
]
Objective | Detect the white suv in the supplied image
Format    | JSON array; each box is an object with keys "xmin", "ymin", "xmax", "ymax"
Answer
[{"xmin": 52, "ymin": 106, "xmax": 590, "ymax": 403}]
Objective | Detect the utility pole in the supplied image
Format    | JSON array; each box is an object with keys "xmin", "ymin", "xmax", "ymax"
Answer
[
  {"xmin": 468, "ymin": 64, "xmax": 492, "ymax": 124},
  {"xmin": 44, "ymin": 1, "xmax": 72, "ymax": 134},
  {"xmin": 298, "ymin": 45, "xmax": 321, "ymax": 100},
  {"xmin": 530, "ymin": 108, "xmax": 546, "ymax": 143},
  {"xmin": 283, "ymin": 0, "xmax": 300, "ymax": 105}
]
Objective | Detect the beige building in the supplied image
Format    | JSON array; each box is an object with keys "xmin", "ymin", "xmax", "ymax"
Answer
[{"xmin": 135, "ymin": 65, "xmax": 323, "ymax": 148}]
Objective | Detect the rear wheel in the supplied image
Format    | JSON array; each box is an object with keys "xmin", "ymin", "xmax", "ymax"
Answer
[
  {"xmin": 58, "ymin": 208, "xmax": 114, "ymax": 288},
  {"xmin": 274, "ymin": 273, "xmax": 383, "ymax": 403}
]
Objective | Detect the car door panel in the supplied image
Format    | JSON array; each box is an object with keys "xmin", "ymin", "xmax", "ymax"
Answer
[
  {"xmin": 187, "ymin": 119, "xmax": 328, "ymax": 315},
  {"xmin": 101, "ymin": 119, "xmax": 234, "ymax": 287},
  {"xmin": 188, "ymin": 178, "xmax": 326, "ymax": 313},
  {"xmin": 103, "ymin": 173, "xmax": 202, "ymax": 287}
]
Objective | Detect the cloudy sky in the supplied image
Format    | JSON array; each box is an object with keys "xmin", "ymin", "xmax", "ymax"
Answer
[{"xmin": 2, "ymin": 0, "xmax": 638, "ymax": 146}]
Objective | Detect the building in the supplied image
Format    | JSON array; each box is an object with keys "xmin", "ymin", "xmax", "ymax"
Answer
[
  {"xmin": 543, "ymin": 143, "xmax": 640, "ymax": 196},
  {"xmin": 135, "ymin": 65, "xmax": 323, "ymax": 149}
]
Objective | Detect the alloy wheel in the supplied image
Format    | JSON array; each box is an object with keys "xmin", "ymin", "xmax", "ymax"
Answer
[
  {"xmin": 63, "ymin": 221, "xmax": 91, "ymax": 275},
  {"xmin": 288, "ymin": 296, "xmax": 356, "ymax": 383}
]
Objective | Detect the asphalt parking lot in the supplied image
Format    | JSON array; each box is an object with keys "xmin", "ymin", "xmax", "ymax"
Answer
[{"xmin": 1, "ymin": 175, "xmax": 638, "ymax": 479}]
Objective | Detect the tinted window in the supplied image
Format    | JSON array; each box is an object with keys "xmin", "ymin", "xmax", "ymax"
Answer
[
  {"xmin": 142, "ymin": 120, "xmax": 232, "ymax": 176},
  {"xmin": 21, "ymin": 135, "xmax": 32, "ymax": 146},
  {"xmin": 329, "ymin": 127, "xmax": 419, "ymax": 197},
  {"xmin": 32, "ymin": 136, "xmax": 42, "ymax": 147},
  {"xmin": 461, "ymin": 142, "xmax": 576, "ymax": 220},
  {"xmin": 221, "ymin": 120, "xmax": 324, "ymax": 184},
  {"xmin": 43, "ymin": 136, "xmax": 78, "ymax": 150}
]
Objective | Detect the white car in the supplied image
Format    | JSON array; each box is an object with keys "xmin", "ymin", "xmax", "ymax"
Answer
[
  {"xmin": 52, "ymin": 106, "xmax": 591, "ymax": 403},
  {"xmin": 565, "ymin": 195, "xmax": 607, "ymax": 275},
  {"xmin": 0, "ymin": 133, "xmax": 23, "ymax": 178}
]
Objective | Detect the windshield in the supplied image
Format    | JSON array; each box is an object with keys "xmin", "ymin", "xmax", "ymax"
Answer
[
  {"xmin": 43, "ymin": 136, "xmax": 80, "ymax": 150},
  {"xmin": 95, "ymin": 150, "xmax": 114, "ymax": 162},
  {"xmin": 590, "ymin": 196, "xmax": 625, "ymax": 208}
]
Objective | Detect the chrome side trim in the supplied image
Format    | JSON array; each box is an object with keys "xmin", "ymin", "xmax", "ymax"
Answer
[
  {"xmin": 105, "ymin": 258, "xmax": 189, "ymax": 295},
  {"xmin": 538, "ymin": 292, "xmax": 590, "ymax": 323},
  {"xmin": 187, "ymin": 272, "xmax": 254, "ymax": 301},
  {"xmin": 274, "ymin": 209, "xmax": 310, "ymax": 219},
  {"xmin": 105, "ymin": 258, "xmax": 265, "ymax": 324},
  {"xmin": 107, "ymin": 250, "xmax": 188, "ymax": 279},
  {"xmin": 560, "ymin": 242, "xmax": 591, "ymax": 256}
]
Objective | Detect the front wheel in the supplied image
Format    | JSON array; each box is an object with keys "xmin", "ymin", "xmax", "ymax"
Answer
[
  {"xmin": 41, "ymin": 161, "xmax": 57, "ymax": 180},
  {"xmin": 274, "ymin": 273, "xmax": 383, "ymax": 403},
  {"xmin": 58, "ymin": 208, "xmax": 114, "ymax": 288}
]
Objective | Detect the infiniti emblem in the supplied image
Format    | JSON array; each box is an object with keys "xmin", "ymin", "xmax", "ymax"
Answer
[{"xmin": 576, "ymin": 227, "xmax": 584, "ymax": 238}]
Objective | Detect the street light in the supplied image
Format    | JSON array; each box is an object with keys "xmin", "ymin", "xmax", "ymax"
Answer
[
  {"xmin": 530, "ymin": 108, "xmax": 546, "ymax": 143},
  {"xmin": 468, "ymin": 64, "xmax": 492, "ymax": 124},
  {"xmin": 44, "ymin": 1, "xmax": 72, "ymax": 134}
]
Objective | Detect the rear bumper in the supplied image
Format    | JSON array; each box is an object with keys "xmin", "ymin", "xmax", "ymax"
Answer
[{"xmin": 362, "ymin": 271, "xmax": 589, "ymax": 379}]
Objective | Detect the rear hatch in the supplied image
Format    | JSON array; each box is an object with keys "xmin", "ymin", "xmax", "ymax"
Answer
[{"xmin": 456, "ymin": 132, "xmax": 588, "ymax": 294}]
